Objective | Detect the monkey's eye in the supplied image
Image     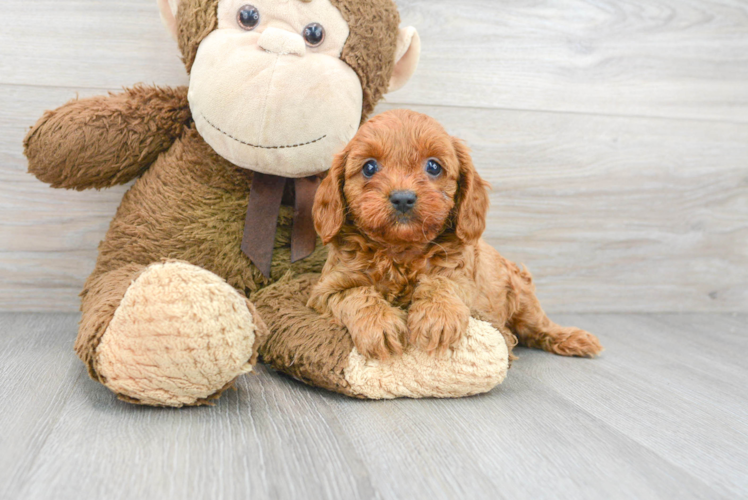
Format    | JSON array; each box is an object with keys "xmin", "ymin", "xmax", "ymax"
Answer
[
  {"xmin": 426, "ymin": 159, "xmax": 443, "ymax": 177},
  {"xmin": 237, "ymin": 5, "xmax": 260, "ymax": 31},
  {"xmin": 303, "ymin": 23, "xmax": 325, "ymax": 47},
  {"xmin": 362, "ymin": 160, "xmax": 380, "ymax": 178}
]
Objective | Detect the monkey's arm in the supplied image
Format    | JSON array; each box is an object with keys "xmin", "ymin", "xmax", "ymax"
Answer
[{"xmin": 24, "ymin": 85, "xmax": 191, "ymax": 190}]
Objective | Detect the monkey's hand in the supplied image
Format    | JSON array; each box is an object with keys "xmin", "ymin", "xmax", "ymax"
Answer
[
  {"xmin": 24, "ymin": 85, "xmax": 190, "ymax": 190},
  {"xmin": 408, "ymin": 276, "xmax": 471, "ymax": 355}
]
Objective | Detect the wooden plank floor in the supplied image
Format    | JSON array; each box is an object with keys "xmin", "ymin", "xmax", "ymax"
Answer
[{"xmin": 1, "ymin": 313, "xmax": 745, "ymax": 500}]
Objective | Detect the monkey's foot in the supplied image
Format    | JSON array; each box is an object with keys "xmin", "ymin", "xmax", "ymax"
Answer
[
  {"xmin": 94, "ymin": 261, "xmax": 265, "ymax": 407},
  {"xmin": 345, "ymin": 318, "xmax": 510, "ymax": 399}
]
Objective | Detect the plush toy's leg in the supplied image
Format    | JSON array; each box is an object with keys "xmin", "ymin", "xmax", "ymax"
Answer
[
  {"xmin": 343, "ymin": 317, "xmax": 511, "ymax": 399},
  {"xmin": 76, "ymin": 261, "xmax": 267, "ymax": 407},
  {"xmin": 255, "ymin": 274, "xmax": 511, "ymax": 399}
]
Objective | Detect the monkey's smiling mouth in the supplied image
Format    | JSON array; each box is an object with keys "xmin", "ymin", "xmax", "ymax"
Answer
[{"xmin": 201, "ymin": 113, "xmax": 327, "ymax": 150}]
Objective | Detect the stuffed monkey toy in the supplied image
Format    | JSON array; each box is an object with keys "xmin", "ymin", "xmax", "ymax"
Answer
[{"xmin": 24, "ymin": 0, "xmax": 512, "ymax": 406}]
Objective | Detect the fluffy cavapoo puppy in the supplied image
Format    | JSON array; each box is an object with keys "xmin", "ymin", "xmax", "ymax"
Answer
[{"xmin": 308, "ymin": 109, "xmax": 603, "ymax": 360}]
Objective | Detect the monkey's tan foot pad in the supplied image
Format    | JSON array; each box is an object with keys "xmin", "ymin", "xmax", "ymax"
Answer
[
  {"xmin": 95, "ymin": 261, "xmax": 265, "ymax": 407},
  {"xmin": 345, "ymin": 317, "xmax": 509, "ymax": 399},
  {"xmin": 255, "ymin": 273, "xmax": 511, "ymax": 400}
]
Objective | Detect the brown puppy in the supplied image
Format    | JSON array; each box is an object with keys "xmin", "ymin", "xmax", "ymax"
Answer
[{"xmin": 308, "ymin": 109, "xmax": 603, "ymax": 360}]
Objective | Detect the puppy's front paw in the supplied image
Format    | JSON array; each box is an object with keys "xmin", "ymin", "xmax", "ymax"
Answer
[
  {"xmin": 408, "ymin": 298, "xmax": 470, "ymax": 355},
  {"xmin": 347, "ymin": 305, "xmax": 407, "ymax": 360},
  {"xmin": 550, "ymin": 328, "xmax": 604, "ymax": 358}
]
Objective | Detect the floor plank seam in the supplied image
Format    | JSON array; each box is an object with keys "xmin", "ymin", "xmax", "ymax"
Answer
[
  {"xmin": 518, "ymin": 369, "xmax": 731, "ymax": 499},
  {"xmin": 7, "ymin": 369, "xmax": 86, "ymax": 497},
  {"xmin": 381, "ymin": 100, "xmax": 748, "ymax": 126}
]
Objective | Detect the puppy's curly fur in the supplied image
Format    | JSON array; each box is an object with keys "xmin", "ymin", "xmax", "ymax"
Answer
[{"xmin": 308, "ymin": 109, "xmax": 603, "ymax": 360}]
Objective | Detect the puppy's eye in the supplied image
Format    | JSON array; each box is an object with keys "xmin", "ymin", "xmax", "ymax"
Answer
[
  {"xmin": 362, "ymin": 160, "xmax": 379, "ymax": 178},
  {"xmin": 303, "ymin": 23, "xmax": 325, "ymax": 47},
  {"xmin": 237, "ymin": 5, "xmax": 260, "ymax": 31},
  {"xmin": 426, "ymin": 159, "xmax": 443, "ymax": 177}
]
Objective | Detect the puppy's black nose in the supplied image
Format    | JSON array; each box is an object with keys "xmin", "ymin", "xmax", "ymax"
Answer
[{"xmin": 390, "ymin": 190, "xmax": 417, "ymax": 213}]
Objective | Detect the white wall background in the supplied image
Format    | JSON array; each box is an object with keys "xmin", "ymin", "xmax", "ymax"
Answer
[{"xmin": 1, "ymin": 0, "xmax": 746, "ymax": 313}]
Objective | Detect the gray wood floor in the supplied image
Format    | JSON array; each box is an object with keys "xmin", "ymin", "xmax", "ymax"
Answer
[{"xmin": 1, "ymin": 313, "xmax": 745, "ymax": 500}]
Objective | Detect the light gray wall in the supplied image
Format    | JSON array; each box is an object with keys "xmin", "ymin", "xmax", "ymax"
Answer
[{"xmin": 1, "ymin": 0, "xmax": 746, "ymax": 312}]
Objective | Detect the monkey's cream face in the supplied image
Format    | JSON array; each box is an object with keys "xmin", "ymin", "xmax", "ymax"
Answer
[{"xmin": 189, "ymin": 0, "xmax": 364, "ymax": 178}]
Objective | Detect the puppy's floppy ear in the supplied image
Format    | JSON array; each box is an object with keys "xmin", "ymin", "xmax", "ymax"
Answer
[
  {"xmin": 313, "ymin": 149, "xmax": 348, "ymax": 244},
  {"xmin": 453, "ymin": 139, "xmax": 490, "ymax": 243}
]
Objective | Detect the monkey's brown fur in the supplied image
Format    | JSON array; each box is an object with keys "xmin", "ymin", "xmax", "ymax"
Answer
[
  {"xmin": 308, "ymin": 110, "xmax": 603, "ymax": 360},
  {"xmin": 24, "ymin": 86, "xmax": 192, "ymax": 190},
  {"xmin": 329, "ymin": 0, "xmax": 400, "ymax": 119},
  {"xmin": 24, "ymin": 0, "xmax": 402, "ymax": 402},
  {"xmin": 177, "ymin": 0, "xmax": 221, "ymax": 73},
  {"xmin": 254, "ymin": 273, "xmax": 359, "ymax": 397}
]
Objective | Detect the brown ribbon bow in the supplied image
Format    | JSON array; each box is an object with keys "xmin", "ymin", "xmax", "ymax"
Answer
[{"xmin": 241, "ymin": 172, "xmax": 320, "ymax": 279}]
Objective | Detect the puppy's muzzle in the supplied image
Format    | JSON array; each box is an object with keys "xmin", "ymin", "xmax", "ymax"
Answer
[{"xmin": 390, "ymin": 190, "xmax": 417, "ymax": 214}]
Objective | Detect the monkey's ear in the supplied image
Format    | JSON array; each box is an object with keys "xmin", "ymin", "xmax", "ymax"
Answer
[
  {"xmin": 157, "ymin": 0, "xmax": 181, "ymax": 41},
  {"xmin": 388, "ymin": 27, "xmax": 421, "ymax": 93}
]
